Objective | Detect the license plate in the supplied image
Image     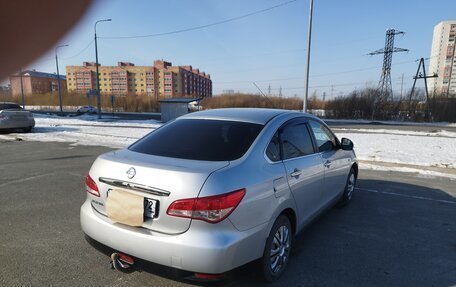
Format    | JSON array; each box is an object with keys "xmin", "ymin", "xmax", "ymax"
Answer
[{"xmin": 144, "ymin": 198, "xmax": 159, "ymax": 218}]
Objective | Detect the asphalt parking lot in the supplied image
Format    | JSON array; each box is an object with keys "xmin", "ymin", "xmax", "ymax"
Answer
[{"xmin": 0, "ymin": 141, "xmax": 455, "ymax": 287}]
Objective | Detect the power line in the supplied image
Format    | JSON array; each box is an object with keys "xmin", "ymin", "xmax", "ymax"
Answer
[
  {"xmin": 214, "ymin": 59, "xmax": 418, "ymax": 85},
  {"xmin": 243, "ymin": 80, "xmax": 380, "ymax": 91},
  {"xmin": 99, "ymin": 0, "xmax": 297, "ymax": 39},
  {"xmin": 310, "ymin": 59, "xmax": 415, "ymax": 78},
  {"xmin": 33, "ymin": 40, "xmax": 95, "ymax": 64},
  {"xmin": 193, "ymin": 48, "xmax": 307, "ymax": 64},
  {"xmin": 216, "ymin": 76, "xmax": 303, "ymax": 84},
  {"xmin": 61, "ymin": 40, "xmax": 94, "ymax": 60}
]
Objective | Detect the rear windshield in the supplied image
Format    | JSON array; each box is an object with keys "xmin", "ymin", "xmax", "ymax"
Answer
[
  {"xmin": 129, "ymin": 119, "xmax": 264, "ymax": 161},
  {"xmin": 0, "ymin": 103, "xmax": 22, "ymax": 110}
]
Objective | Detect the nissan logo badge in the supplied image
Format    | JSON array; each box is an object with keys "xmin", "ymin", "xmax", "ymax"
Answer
[{"xmin": 126, "ymin": 167, "xmax": 136, "ymax": 179}]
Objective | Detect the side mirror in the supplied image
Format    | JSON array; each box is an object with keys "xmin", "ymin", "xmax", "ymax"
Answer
[{"xmin": 341, "ymin": 138, "xmax": 354, "ymax": 151}]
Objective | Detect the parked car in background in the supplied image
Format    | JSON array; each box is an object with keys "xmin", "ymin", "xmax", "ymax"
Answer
[
  {"xmin": 0, "ymin": 102, "xmax": 35, "ymax": 132},
  {"xmin": 77, "ymin": 106, "xmax": 98, "ymax": 114},
  {"xmin": 81, "ymin": 108, "xmax": 358, "ymax": 282}
]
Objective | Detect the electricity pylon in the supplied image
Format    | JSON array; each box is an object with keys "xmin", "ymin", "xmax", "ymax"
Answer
[{"xmin": 369, "ymin": 29, "xmax": 408, "ymax": 104}]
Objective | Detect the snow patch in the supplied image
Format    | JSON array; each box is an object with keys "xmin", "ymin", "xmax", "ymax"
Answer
[{"xmin": 336, "ymin": 131, "xmax": 456, "ymax": 169}]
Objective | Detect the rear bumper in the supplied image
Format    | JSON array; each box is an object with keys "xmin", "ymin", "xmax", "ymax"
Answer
[
  {"xmin": 0, "ymin": 119, "xmax": 34, "ymax": 129},
  {"xmin": 80, "ymin": 199, "xmax": 267, "ymax": 274}
]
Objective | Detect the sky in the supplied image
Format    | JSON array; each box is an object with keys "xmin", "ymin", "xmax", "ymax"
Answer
[{"xmin": 7, "ymin": 0, "xmax": 456, "ymax": 98}]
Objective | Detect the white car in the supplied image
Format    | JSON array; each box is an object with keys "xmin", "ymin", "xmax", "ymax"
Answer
[{"xmin": 77, "ymin": 106, "xmax": 98, "ymax": 114}]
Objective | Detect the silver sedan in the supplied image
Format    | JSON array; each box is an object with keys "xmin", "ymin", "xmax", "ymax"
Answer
[
  {"xmin": 0, "ymin": 102, "xmax": 35, "ymax": 132},
  {"xmin": 80, "ymin": 108, "xmax": 357, "ymax": 281}
]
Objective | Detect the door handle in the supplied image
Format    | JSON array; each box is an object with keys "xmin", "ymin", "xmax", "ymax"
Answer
[
  {"xmin": 324, "ymin": 160, "xmax": 331, "ymax": 168},
  {"xmin": 290, "ymin": 168, "xmax": 302, "ymax": 178}
]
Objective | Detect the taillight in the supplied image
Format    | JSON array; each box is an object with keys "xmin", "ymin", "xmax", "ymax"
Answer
[
  {"xmin": 85, "ymin": 173, "xmax": 100, "ymax": 197},
  {"xmin": 167, "ymin": 189, "xmax": 246, "ymax": 223}
]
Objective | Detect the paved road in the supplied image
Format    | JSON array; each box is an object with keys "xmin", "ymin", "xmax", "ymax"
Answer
[
  {"xmin": 0, "ymin": 141, "xmax": 455, "ymax": 286},
  {"xmin": 325, "ymin": 121, "xmax": 456, "ymax": 133}
]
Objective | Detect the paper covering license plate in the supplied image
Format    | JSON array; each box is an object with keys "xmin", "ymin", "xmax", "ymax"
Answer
[{"xmin": 144, "ymin": 198, "xmax": 158, "ymax": 218}]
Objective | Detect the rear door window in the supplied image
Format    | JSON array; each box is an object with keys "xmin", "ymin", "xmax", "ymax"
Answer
[{"xmin": 129, "ymin": 119, "xmax": 263, "ymax": 161}]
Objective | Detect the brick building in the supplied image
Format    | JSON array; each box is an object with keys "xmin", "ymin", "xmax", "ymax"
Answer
[
  {"xmin": 65, "ymin": 60, "xmax": 212, "ymax": 98},
  {"xmin": 9, "ymin": 70, "xmax": 66, "ymax": 96}
]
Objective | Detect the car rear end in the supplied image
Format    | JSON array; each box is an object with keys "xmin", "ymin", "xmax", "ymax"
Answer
[
  {"xmin": 80, "ymin": 117, "xmax": 270, "ymax": 274},
  {"xmin": 0, "ymin": 102, "xmax": 35, "ymax": 131}
]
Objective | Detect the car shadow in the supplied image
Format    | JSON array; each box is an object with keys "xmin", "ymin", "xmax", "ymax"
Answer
[
  {"xmin": 219, "ymin": 179, "xmax": 456, "ymax": 286},
  {"xmin": 32, "ymin": 126, "xmax": 79, "ymax": 133}
]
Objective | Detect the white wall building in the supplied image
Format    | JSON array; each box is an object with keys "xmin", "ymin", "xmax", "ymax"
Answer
[{"xmin": 429, "ymin": 20, "xmax": 456, "ymax": 95}]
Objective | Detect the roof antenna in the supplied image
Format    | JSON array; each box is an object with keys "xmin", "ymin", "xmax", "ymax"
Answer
[{"xmin": 253, "ymin": 82, "xmax": 276, "ymax": 108}]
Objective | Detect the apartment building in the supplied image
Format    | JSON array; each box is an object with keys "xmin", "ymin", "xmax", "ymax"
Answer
[
  {"xmin": 65, "ymin": 60, "xmax": 212, "ymax": 98},
  {"xmin": 429, "ymin": 20, "xmax": 456, "ymax": 95},
  {"xmin": 9, "ymin": 70, "xmax": 66, "ymax": 96}
]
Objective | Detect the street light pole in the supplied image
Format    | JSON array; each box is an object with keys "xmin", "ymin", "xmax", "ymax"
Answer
[
  {"xmin": 303, "ymin": 0, "xmax": 313, "ymax": 113},
  {"xmin": 19, "ymin": 68, "xmax": 25, "ymax": 109},
  {"xmin": 94, "ymin": 18, "xmax": 112, "ymax": 119},
  {"xmin": 55, "ymin": 44, "xmax": 69, "ymax": 113}
]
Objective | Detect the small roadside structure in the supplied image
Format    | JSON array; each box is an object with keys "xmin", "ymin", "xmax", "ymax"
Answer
[{"xmin": 159, "ymin": 98, "xmax": 202, "ymax": 122}]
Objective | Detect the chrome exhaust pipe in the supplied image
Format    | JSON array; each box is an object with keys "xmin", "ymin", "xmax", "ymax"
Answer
[{"xmin": 110, "ymin": 253, "xmax": 132, "ymax": 271}]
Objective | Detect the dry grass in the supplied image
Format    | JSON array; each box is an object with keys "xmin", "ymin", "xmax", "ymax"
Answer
[
  {"xmin": 201, "ymin": 93, "xmax": 324, "ymax": 110},
  {"xmin": 2, "ymin": 92, "xmax": 161, "ymax": 112},
  {"xmin": 11, "ymin": 91, "xmax": 454, "ymax": 122},
  {"xmin": 2, "ymin": 92, "xmax": 326, "ymax": 112}
]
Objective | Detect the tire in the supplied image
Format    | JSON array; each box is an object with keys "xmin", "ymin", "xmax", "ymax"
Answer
[
  {"xmin": 260, "ymin": 215, "xmax": 292, "ymax": 282},
  {"xmin": 338, "ymin": 167, "xmax": 356, "ymax": 206}
]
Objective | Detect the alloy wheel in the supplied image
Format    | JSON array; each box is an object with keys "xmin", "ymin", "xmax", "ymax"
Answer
[{"xmin": 270, "ymin": 225, "xmax": 291, "ymax": 273}]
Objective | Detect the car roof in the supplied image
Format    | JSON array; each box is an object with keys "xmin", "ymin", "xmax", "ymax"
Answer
[{"xmin": 179, "ymin": 108, "xmax": 311, "ymax": 125}]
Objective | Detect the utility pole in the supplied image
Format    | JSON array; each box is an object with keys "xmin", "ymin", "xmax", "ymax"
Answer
[
  {"xmin": 303, "ymin": 0, "xmax": 313, "ymax": 113},
  {"xmin": 55, "ymin": 44, "xmax": 69, "ymax": 113},
  {"xmin": 369, "ymin": 29, "xmax": 408, "ymax": 117},
  {"xmin": 19, "ymin": 68, "xmax": 25, "ymax": 108},
  {"xmin": 268, "ymin": 83, "xmax": 271, "ymax": 96},
  {"xmin": 330, "ymin": 85, "xmax": 334, "ymax": 99},
  {"xmin": 94, "ymin": 18, "xmax": 112, "ymax": 119},
  {"xmin": 279, "ymin": 86, "xmax": 282, "ymax": 98},
  {"xmin": 322, "ymin": 92, "xmax": 326, "ymax": 102},
  {"xmin": 407, "ymin": 58, "xmax": 438, "ymax": 120}
]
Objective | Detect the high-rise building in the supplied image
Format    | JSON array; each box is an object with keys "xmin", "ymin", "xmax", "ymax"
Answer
[
  {"xmin": 9, "ymin": 70, "xmax": 66, "ymax": 96},
  {"xmin": 429, "ymin": 20, "xmax": 456, "ymax": 95},
  {"xmin": 65, "ymin": 60, "xmax": 212, "ymax": 98}
]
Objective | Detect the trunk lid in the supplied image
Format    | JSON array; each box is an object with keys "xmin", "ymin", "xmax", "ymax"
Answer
[
  {"xmin": 88, "ymin": 149, "xmax": 229, "ymax": 234},
  {"xmin": 1, "ymin": 109, "xmax": 33, "ymax": 121}
]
